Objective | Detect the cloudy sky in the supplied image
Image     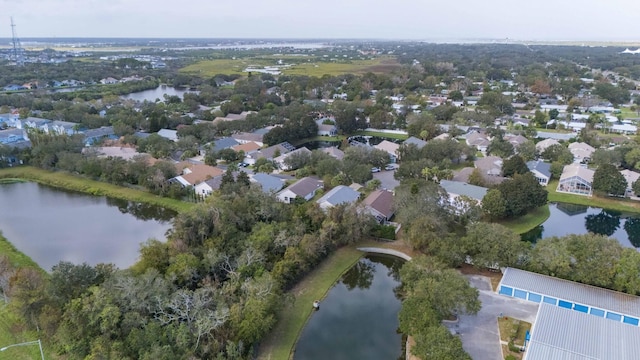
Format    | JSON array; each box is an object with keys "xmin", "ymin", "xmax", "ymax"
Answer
[{"xmin": 1, "ymin": 0, "xmax": 639, "ymax": 41}]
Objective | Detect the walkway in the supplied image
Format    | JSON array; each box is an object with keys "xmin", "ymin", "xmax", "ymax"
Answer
[
  {"xmin": 357, "ymin": 247, "xmax": 412, "ymax": 261},
  {"xmin": 445, "ymin": 275, "xmax": 539, "ymax": 360}
]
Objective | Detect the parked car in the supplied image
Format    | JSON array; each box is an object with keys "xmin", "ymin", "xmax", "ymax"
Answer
[
  {"xmin": 384, "ymin": 164, "xmax": 395, "ymax": 171},
  {"xmin": 239, "ymin": 162, "xmax": 249, "ymax": 168},
  {"xmin": 371, "ymin": 167, "xmax": 381, "ymax": 173}
]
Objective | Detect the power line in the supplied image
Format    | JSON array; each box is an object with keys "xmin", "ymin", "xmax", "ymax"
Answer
[{"xmin": 10, "ymin": 16, "xmax": 24, "ymax": 66}]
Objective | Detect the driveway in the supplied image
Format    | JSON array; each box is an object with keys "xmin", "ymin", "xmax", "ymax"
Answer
[
  {"xmin": 444, "ymin": 275, "xmax": 539, "ymax": 360},
  {"xmin": 373, "ymin": 167, "xmax": 399, "ymax": 190}
]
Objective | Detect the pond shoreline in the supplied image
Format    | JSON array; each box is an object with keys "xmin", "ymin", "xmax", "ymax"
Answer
[{"xmin": 0, "ymin": 167, "xmax": 192, "ymax": 213}]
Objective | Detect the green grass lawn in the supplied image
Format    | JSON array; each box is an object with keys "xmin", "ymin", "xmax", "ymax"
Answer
[
  {"xmin": 0, "ymin": 231, "xmax": 41, "ymax": 270},
  {"xmin": 0, "ymin": 167, "xmax": 193, "ymax": 213},
  {"xmin": 256, "ymin": 245, "xmax": 365, "ymax": 360},
  {"xmin": 498, "ymin": 205, "xmax": 551, "ymax": 234},
  {"xmin": 0, "ymin": 307, "xmax": 53, "ymax": 360},
  {"xmin": 547, "ymin": 180, "xmax": 640, "ymax": 214},
  {"xmin": 181, "ymin": 56, "xmax": 400, "ymax": 77}
]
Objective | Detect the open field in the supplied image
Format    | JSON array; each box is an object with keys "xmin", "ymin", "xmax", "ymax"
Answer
[
  {"xmin": 181, "ymin": 56, "xmax": 400, "ymax": 77},
  {"xmin": 0, "ymin": 167, "xmax": 193, "ymax": 213},
  {"xmin": 0, "ymin": 307, "xmax": 54, "ymax": 360},
  {"xmin": 547, "ymin": 180, "xmax": 640, "ymax": 213},
  {"xmin": 257, "ymin": 239, "xmax": 413, "ymax": 360},
  {"xmin": 498, "ymin": 205, "xmax": 551, "ymax": 234}
]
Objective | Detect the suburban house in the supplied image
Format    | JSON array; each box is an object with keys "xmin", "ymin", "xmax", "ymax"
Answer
[
  {"xmin": 173, "ymin": 164, "xmax": 225, "ymax": 195},
  {"xmin": 374, "ymin": 140, "xmax": 400, "ymax": 163},
  {"xmin": 274, "ymin": 147, "xmax": 312, "ymax": 170},
  {"xmin": 403, "ymin": 136, "xmax": 428, "ymax": 149},
  {"xmin": 0, "ymin": 129, "xmax": 27, "ymax": 145},
  {"xmin": 557, "ymin": 164, "xmax": 594, "ymax": 196},
  {"xmin": 535, "ymin": 138, "xmax": 561, "ymax": 153},
  {"xmin": 209, "ymin": 137, "xmax": 239, "ymax": 152},
  {"xmin": 527, "ymin": 160, "xmax": 552, "ymax": 186},
  {"xmin": 621, "ymin": 169, "xmax": 640, "ymax": 196},
  {"xmin": 99, "ymin": 77, "xmax": 119, "ymax": 85},
  {"xmin": 315, "ymin": 185, "xmax": 361, "ymax": 211},
  {"xmin": 83, "ymin": 127, "xmax": 117, "ymax": 146},
  {"xmin": 250, "ymin": 173, "xmax": 285, "ymax": 193},
  {"xmin": 232, "ymin": 131, "xmax": 265, "ymax": 147},
  {"xmin": 475, "ymin": 156, "xmax": 504, "ymax": 177},
  {"xmin": 320, "ymin": 147, "xmax": 345, "ymax": 160},
  {"xmin": 157, "ymin": 129, "xmax": 179, "ymax": 142},
  {"xmin": 439, "ymin": 180, "xmax": 488, "ymax": 210},
  {"xmin": 316, "ymin": 118, "xmax": 337, "ymax": 136},
  {"xmin": 232, "ymin": 141, "xmax": 261, "ymax": 154},
  {"xmin": 362, "ymin": 189, "xmax": 395, "ymax": 223},
  {"xmin": 244, "ymin": 142, "xmax": 294, "ymax": 165},
  {"xmin": 212, "ymin": 111, "xmax": 256, "ymax": 124},
  {"xmin": 611, "ymin": 123, "xmax": 638, "ymax": 135},
  {"xmin": 465, "ymin": 131, "xmax": 491, "ymax": 153},
  {"xmin": 433, "ymin": 133, "xmax": 450, "ymax": 141},
  {"xmin": 277, "ymin": 177, "xmax": 323, "ymax": 204},
  {"xmin": 505, "ymin": 134, "xmax": 528, "ymax": 148},
  {"xmin": 568, "ymin": 142, "xmax": 595, "ymax": 163}
]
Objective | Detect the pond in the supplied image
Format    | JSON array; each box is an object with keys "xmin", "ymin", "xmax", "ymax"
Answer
[
  {"xmin": 522, "ymin": 202, "xmax": 640, "ymax": 248},
  {"xmin": 0, "ymin": 182, "xmax": 175, "ymax": 270},
  {"xmin": 348, "ymin": 136, "xmax": 403, "ymax": 147},
  {"xmin": 297, "ymin": 140, "xmax": 341, "ymax": 150},
  {"xmin": 294, "ymin": 255, "xmax": 404, "ymax": 360},
  {"xmin": 122, "ymin": 85, "xmax": 199, "ymax": 102}
]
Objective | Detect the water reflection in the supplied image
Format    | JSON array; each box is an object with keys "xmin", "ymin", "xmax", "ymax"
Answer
[
  {"xmin": 522, "ymin": 203, "xmax": 640, "ymax": 249},
  {"xmin": 294, "ymin": 255, "xmax": 404, "ymax": 360},
  {"xmin": 0, "ymin": 182, "xmax": 174, "ymax": 270},
  {"xmin": 585, "ymin": 210, "xmax": 621, "ymax": 237},
  {"xmin": 106, "ymin": 197, "xmax": 176, "ymax": 222}
]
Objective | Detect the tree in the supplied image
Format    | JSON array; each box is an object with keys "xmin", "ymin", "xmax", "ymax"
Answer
[
  {"xmin": 411, "ymin": 326, "xmax": 472, "ymax": 360},
  {"xmin": 487, "ymin": 136, "xmax": 514, "ymax": 158},
  {"xmin": 482, "ymin": 189, "xmax": 507, "ymax": 220},
  {"xmin": 467, "ymin": 168, "xmax": 487, "ymax": 187},
  {"xmin": 541, "ymin": 144, "xmax": 573, "ymax": 164},
  {"xmin": 549, "ymin": 108, "xmax": 560, "ymax": 120},
  {"xmin": 516, "ymin": 140, "xmax": 537, "ymax": 161},
  {"xmin": 461, "ymin": 223, "xmax": 528, "ymax": 269},
  {"xmin": 496, "ymin": 173, "xmax": 548, "ymax": 217},
  {"xmin": 624, "ymin": 148, "xmax": 640, "ymax": 170},
  {"xmin": 550, "ymin": 162, "xmax": 564, "ymax": 180},
  {"xmin": 592, "ymin": 163, "xmax": 627, "ymax": 196},
  {"xmin": 501, "ymin": 155, "xmax": 529, "ymax": 177},
  {"xmin": 477, "ymin": 91, "xmax": 514, "ymax": 116}
]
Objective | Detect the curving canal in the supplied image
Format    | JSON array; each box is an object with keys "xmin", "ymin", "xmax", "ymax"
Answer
[{"xmin": 294, "ymin": 254, "xmax": 405, "ymax": 360}]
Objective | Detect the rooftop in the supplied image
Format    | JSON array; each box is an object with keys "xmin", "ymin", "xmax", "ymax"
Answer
[
  {"xmin": 501, "ymin": 267, "xmax": 640, "ymax": 318},
  {"xmin": 362, "ymin": 189, "xmax": 394, "ymax": 219},
  {"xmin": 526, "ymin": 304, "xmax": 640, "ymax": 360},
  {"xmin": 316, "ymin": 185, "xmax": 360, "ymax": 209},
  {"xmin": 439, "ymin": 180, "xmax": 488, "ymax": 201},
  {"xmin": 560, "ymin": 164, "xmax": 595, "ymax": 183},
  {"xmin": 284, "ymin": 176, "xmax": 323, "ymax": 197}
]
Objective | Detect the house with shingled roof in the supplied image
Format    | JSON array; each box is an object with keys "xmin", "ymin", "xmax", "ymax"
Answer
[
  {"xmin": 276, "ymin": 177, "xmax": 323, "ymax": 204},
  {"xmin": 362, "ymin": 189, "xmax": 394, "ymax": 223}
]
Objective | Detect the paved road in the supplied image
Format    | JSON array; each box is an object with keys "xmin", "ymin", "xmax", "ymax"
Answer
[
  {"xmin": 444, "ymin": 275, "xmax": 539, "ymax": 360},
  {"xmin": 373, "ymin": 167, "xmax": 399, "ymax": 190}
]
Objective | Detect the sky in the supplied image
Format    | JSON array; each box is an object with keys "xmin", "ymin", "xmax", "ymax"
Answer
[{"xmin": 1, "ymin": 0, "xmax": 639, "ymax": 41}]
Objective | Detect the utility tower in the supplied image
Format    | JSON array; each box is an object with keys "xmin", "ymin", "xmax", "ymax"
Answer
[{"xmin": 10, "ymin": 17, "xmax": 24, "ymax": 66}]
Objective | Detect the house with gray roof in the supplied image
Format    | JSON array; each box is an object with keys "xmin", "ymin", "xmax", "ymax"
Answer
[
  {"xmin": 83, "ymin": 126, "xmax": 116, "ymax": 146},
  {"xmin": 403, "ymin": 136, "xmax": 427, "ymax": 149},
  {"xmin": 362, "ymin": 189, "xmax": 394, "ymax": 223},
  {"xmin": 210, "ymin": 137, "xmax": 239, "ymax": 152},
  {"xmin": 557, "ymin": 163, "xmax": 594, "ymax": 196},
  {"xmin": 320, "ymin": 147, "xmax": 345, "ymax": 160},
  {"xmin": 440, "ymin": 180, "xmax": 488, "ymax": 203},
  {"xmin": 316, "ymin": 185, "xmax": 360, "ymax": 211},
  {"xmin": 157, "ymin": 129, "xmax": 178, "ymax": 142},
  {"xmin": 527, "ymin": 160, "xmax": 552, "ymax": 186},
  {"xmin": 250, "ymin": 173, "xmax": 284, "ymax": 194},
  {"xmin": 276, "ymin": 177, "xmax": 323, "ymax": 204},
  {"xmin": 274, "ymin": 147, "xmax": 312, "ymax": 170}
]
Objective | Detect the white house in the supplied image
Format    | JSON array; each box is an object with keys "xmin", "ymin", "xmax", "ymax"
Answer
[
  {"xmin": 527, "ymin": 160, "xmax": 552, "ymax": 186},
  {"xmin": 621, "ymin": 169, "xmax": 640, "ymax": 196},
  {"xmin": 157, "ymin": 129, "xmax": 178, "ymax": 142},
  {"xmin": 535, "ymin": 138, "xmax": 560, "ymax": 154},
  {"xmin": 557, "ymin": 164, "xmax": 594, "ymax": 196},
  {"xmin": 276, "ymin": 177, "xmax": 323, "ymax": 204},
  {"xmin": 315, "ymin": 185, "xmax": 360, "ymax": 211},
  {"xmin": 374, "ymin": 140, "xmax": 400, "ymax": 163},
  {"xmin": 568, "ymin": 142, "xmax": 595, "ymax": 163}
]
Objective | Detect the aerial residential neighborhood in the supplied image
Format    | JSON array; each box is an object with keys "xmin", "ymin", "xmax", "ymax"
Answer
[{"xmin": 2, "ymin": 23, "xmax": 640, "ymax": 359}]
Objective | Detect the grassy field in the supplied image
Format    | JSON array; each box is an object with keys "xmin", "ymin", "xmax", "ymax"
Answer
[
  {"xmin": 256, "ymin": 240, "xmax": 412, "ymax": 360},
  {"xmin": 181, "ymin": 56, "xmax": 400, "ymax": 77},
  {"xmin": 0, "ymin": 167, "xmax": 193, "ymax": 213},
  {"xmin": 498, "ymin": 205, "xmax": 551, "ymax": 234},
  {"xmin": 0, "ymin": 231, "xmax": 41, "ymax": 270},
  {"xmin": 498, "ymin": 316, "xmax": 532, "ymax": 360},
  {"xmin": 353, "ymin": 130, "xmax": 409, "ymax": 140},
  {"xmin": 0, "ymin": 307, "xmax": 54, "ymax": 360},
  {"xmin": 547, "ymin": 180, "xmax": 640, "ymax": 214}
]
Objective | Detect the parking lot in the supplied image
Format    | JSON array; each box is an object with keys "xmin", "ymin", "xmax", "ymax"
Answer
[{"xmin": 444, "ymin": 275, "xmax": 539, "ymax": 360}]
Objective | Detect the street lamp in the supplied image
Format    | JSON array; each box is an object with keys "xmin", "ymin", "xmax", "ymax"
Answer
[{"xmin": 0, "ymin": 339, "xmax": 45, "ymax": 360}]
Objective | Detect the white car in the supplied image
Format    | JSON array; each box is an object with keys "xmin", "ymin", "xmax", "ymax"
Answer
[
  {"xmin": 371, "ymin": 167, "xmax": 381, "ymax": 173},
  {"xmin": 384, "ymin": 164, "xmax": 395, "ymax": 171}
]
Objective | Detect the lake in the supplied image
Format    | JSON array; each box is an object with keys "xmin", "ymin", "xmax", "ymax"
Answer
[
  {"xmin": 122, "ymin": 85, "xmax": 199, "ymax": 102},
  {"xmin": 522, "ymin": 202, "xmax": 640, "ymax": 248},
  {"xmin": 294, "ymin": 255, "xmax": 404, "ymax": 360},
  {"xmin": 0, "ymin": 182, "xmax": 175, "ymax": 270}
]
